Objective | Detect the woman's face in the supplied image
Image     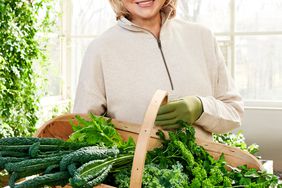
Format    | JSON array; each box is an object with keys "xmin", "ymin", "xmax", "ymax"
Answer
[{"xmin": 122, "ymin": 0, "xmax": 166, "ymax": 23}]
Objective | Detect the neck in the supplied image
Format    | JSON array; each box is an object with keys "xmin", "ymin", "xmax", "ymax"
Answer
[{"xmin": 131, "ymin": 13, "xmax": 162, "ymax": 38}]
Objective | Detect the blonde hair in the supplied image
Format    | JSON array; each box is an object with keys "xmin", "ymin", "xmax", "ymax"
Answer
[{"xmin": 108, "ymin": 0, "xmax": 177, "ymax": 20}]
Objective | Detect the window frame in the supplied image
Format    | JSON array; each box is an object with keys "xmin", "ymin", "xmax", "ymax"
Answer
[{"xmin": 215, "ymin": 0, "xmax": 282, "ymax": 108}]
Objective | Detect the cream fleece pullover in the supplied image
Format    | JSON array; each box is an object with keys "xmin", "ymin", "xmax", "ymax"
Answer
[{"xmin": 73, "ymin": 16, "xmax": 244, "ymax": 140}]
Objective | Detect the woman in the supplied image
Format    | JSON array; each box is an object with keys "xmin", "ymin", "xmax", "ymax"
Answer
[{"xmin": 73, "ymin": 0, "xmax": 244, "ymax": 140}]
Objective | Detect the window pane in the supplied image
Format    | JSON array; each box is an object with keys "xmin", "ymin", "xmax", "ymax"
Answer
[
  {"xmin": 177, "ymin": 0, "xmax": 230, "ymax": 33},
  {"xmin": 216, "ymin": 36, "xmax": 232, "ymax": 67},
  {"xmin": 46, "ymin": 36, "xmax": 62, "ymax": 96},
  {"xmin": 71, "ymin": 0, "xmax": 116, "ymax": 36},
  {"xmin": 235, "ymin": 36, "xmax": 282, "ymax": 101},
  {"xmin": 236, "ymin": 0, "xmax": 282, "ymax": 32},
  {"xmin": 37, "ymin": 1, "xmax": 62, "ymax": 97}
]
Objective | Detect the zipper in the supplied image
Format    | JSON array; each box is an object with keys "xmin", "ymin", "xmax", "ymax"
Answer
[
  {"xmin": 125, "ymin": 22, "xmax": 174, "ymax": 90},
  {"xmin": 156, "ymin": 39, "xmax": 174, "ymax": 90}
]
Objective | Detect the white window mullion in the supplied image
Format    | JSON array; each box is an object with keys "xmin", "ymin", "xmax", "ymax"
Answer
[
  {"xmin": 61, "ymin": 0, "xmax": 73, "ymax": 101},
  {"xmin": 216, "ymin": 31, "xmax": 282, "ymax": 36},
  {"xmin": 230, "ymin": 0, "xmax": 236, "ymax": 78}
]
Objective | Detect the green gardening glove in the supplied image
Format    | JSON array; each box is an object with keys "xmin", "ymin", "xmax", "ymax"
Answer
[{"xmin": 155, "ymin": 96, "xmax": 203, "ymax": 130}]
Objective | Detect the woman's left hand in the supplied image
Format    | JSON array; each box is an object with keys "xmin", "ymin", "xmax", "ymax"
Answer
[{"xmin": 155, "ymin": 96, "xmax": 203, "ymax": 130}]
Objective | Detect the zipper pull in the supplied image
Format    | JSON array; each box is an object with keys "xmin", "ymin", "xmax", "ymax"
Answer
[{"xmin": 157, "ymin": 39, "xmax": 162, "ymax": 49}]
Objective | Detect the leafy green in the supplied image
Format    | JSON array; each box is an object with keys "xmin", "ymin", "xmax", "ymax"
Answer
[
  {"xmin": 68, "ymin": 113, "xmax": 135, "ymax": 153},
  {"xmin": 213, "ymin": 131, "xmax": 259, "ymax": 155},
  {"xmin": 115, "ymin": 121, "xmax": 281, "ymax": 188},
  {"xmin": 69, "ymin": 114, "xmax": 120, "ymax": 146},
  {"xmin": 146, "ymin": 121, "xmax": 218, "ymax": 172},
  {"xmin": 227, "ymin": 165, "xmax": 280, "ymax": 187},
  {"xmin": 115, "ymin": 162, "xmax": 189, "ymax": 188},
  {"xmin": 1, "ymin": 117, "xmax": 281, "ymax": 187},
  {"xmin": 71, "ymin": 154, "xmax": 134, "ymax": 188},
  {"xmin": 0, "ymin": 0, "xmax": 57, "ymax": 138}
]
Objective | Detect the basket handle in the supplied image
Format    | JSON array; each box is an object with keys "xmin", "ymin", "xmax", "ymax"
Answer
[{"xmin": 129, "ymin": 90, "xmax": 168, "ymax": 188}]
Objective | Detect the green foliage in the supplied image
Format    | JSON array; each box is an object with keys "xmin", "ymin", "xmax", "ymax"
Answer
[
  {"xmin": 213, "ymin": 131, "xmax": 259, "ymax": 155},
  {"xmin": 209, "ymin": 166, "xmax": 223, "ymax": 185},
  {"xmin": 228, "ymin": 165, "xmax": 280, "ymax": 188},
  {"xmin": 116, "ymin": 121, "xmax": 281, "ymax": 188},
  {"xmin": 59, "ymin": 146, "xmax": 119, "ymax": 171},
  {"xmin": 0, "ymin": 137, "xmax": 97, "ymax": 187},
  {"xmin": 0, "ymin": 116, "xmax": 135, "ymax": 187},
  {"xmin": 14, "ymin": 171, "xmax": 70, "ymax": 188},
  {"xmin": 114, "ymin": 168, "xmax": 130, "ymax": 188},
  {"xmin": 69, "ymin": 114, "xmax": 122, "ymax": 147},
  {"xmin": 146, "ymin": 121, "xmax": 216, "ymax": 172},
  {"xmin": 68, "ymin": 114, "xmax": 135, "ymax": 153},
  {"xmin": 36, "ymin": 100, "xmax": 72, "ymax": 129},
  {"xmin": 115, "ymin": 162, "xmax": 189, "ymax": 188},
  {"xmin": 191, "ymin": 165, "xmax": 207, "ymax": 181},
  {"xmin": 65, "ymin": 113, "xmax": 137, "ymax": 187},
  {"xmin": 0, "ymin": 0, "xmax": 56, "ymax": 138},
  {"xmin": 71, "ymin": 155, "xmax": 134, "ymax": 188},
  {"xmin": 143, "ymin": 162, "xmax": 189, "ymax": 188},
  {"xmin": 1, "ymin": 117, "xmax": 281, "ymax": 187}
]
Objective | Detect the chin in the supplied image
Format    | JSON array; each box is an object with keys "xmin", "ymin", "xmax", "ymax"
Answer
[
  {"xmin": 138, "ymin": 13, "xmax": 158, "ymax": 20},
  {"xmin": 134, "ymin": 9, "xmax": 160, "ymax": 20}
]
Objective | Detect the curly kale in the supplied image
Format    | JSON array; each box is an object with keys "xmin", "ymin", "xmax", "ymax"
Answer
[
  {"xmin": 191, "ymin": 165, "xmax": 207, "ymax": 181},
  {"xmin": 190, "ymin": 165, "xmax": 207, "ymax": 187},
  {"xmin": 172, "ymin": 140, "xmax": 195, "ymax": 169},
  {"xmin": 113, "ymin": 168, "xmax": 131, "ymax": 188},
  {"xmin": 223, "ymin": 176, "xmax": 233, "ymax": 187},
  {"xmin": 209, "ymin": 166, "xmax": 224, "ymax": 185},
  {"xmin": 190, "ymin": 178, "xmax": 201, "ymax": 188},
  {"xmin": 145, "ymin": 121, "xmax": 281, "ymax": 188},
  {"xmin": 114, "ymin": 120, "xmax": 281, "ymax": 188},
  {"xmin": 115, "ymin": 162, "xmax": 189, "ymax": 188}
]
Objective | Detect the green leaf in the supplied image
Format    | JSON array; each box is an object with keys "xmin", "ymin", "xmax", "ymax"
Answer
[
  {"xmin": 239, "ymin": 177, "xmax": 252, "ymax": 185},
  {"xmin": 68, "ymin": 114, "xmax": 134, "ymax": 150},
  {"xmin": 213, "ymin": 131, "xmax": 260, "ymax": 155},
  {"xmin": 244, "ymin": 169, "xmax": 260, "ymax": 178}
]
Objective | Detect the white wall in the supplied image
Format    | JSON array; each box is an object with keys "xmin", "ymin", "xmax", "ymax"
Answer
[{"xmin": 236, "ymin": 108, "xmax": 282, "ymax": 172}]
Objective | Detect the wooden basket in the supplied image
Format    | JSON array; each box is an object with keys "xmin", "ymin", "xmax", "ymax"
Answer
[{"xmin": 34, "ymin": 90, "xmax": 263, "ymax": 188}]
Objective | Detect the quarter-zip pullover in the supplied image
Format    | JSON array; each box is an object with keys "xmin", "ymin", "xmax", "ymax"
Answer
[{"xmin": 73, "ymin": 16, "xmax": 244, "ymax": 140}]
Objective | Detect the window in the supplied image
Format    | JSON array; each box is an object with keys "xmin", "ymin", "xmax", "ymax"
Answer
[
  {"xmin": 61, "ymin": 0, "xmax": 115, "ymax": 100},
  {"xmin": 48, "ymin": 0, "xmax": 282, "ymax": 108},
  {"xmin": 178, "ymin": 0, "xmax": 282, "ymax": 106}
]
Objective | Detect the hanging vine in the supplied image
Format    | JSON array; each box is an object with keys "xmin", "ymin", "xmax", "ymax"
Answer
[{"xmin": 0, "ymin": 0, "xmax": 57, "ymax": 138}]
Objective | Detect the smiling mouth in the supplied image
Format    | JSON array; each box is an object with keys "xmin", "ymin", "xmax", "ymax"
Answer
[{"xmin": 136, "ymin": 0, "xmax": 155, "ymax": 7}]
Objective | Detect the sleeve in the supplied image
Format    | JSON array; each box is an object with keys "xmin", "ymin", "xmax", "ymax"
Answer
[
  {"xmin": 195, "ymin": 34, "xmax": 244, "ymax": 134},
  {"xmin": 72, "ymin": 41, "xmax": 107, "ymax": 116}
]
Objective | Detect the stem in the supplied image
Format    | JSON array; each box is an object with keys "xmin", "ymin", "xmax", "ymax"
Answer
[
  {"xmin": 151, "ymin": 150, "xmax": 180, "ymax": 163},
  {"xmin": 96, "ymin": 124, "xmax": 116, "ymax": 146},
  {"xmin": 79, "ymin": 155, "xmax": 134, "ymax": 178}
]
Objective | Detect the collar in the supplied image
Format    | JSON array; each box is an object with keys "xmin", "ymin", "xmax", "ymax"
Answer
[{"xmin": 118, "ymin": 10, "xmax": 173, "ymax": 33}]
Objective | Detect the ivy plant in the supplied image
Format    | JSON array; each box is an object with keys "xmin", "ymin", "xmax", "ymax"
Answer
[{"xmin": 0, "ymin": 0, "xmax": 56, "ymax": 138}]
